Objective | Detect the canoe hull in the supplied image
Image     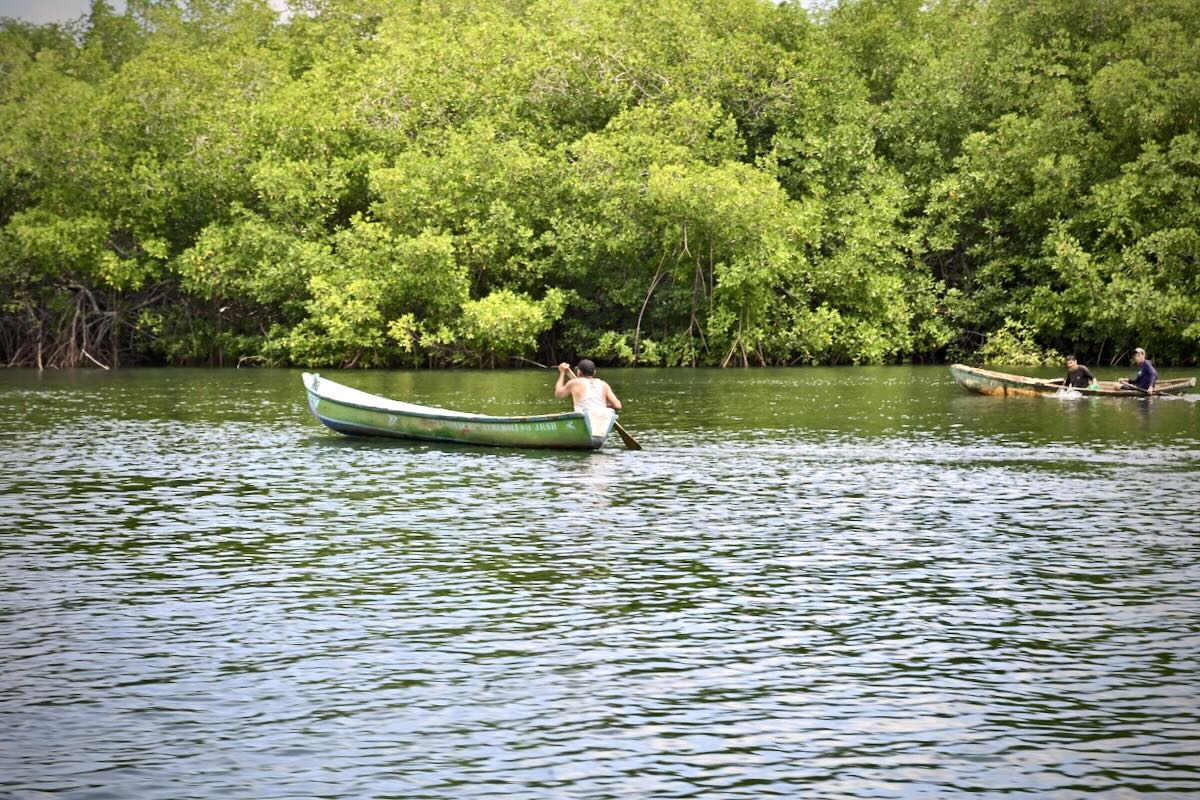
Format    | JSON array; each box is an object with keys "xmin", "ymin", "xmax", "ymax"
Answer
[
  {"xmin": 303, "ymin": 372, "xmax": 615, "ymax": 449},
  {"xmin": 949, "ymin": 364, "xmax": 1196, "ymax": 397}
]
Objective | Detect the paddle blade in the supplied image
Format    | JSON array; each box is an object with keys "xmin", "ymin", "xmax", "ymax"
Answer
[{"xmin": 614, "ymin": 421, "xmax": 642, "ymax": 450}]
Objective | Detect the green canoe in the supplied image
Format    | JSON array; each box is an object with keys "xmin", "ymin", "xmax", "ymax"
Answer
[
  {"xmin": 302, "ymin": 372, "xmax": 617, "ymax": 449},
  {"xmin": 949, "ymin": 363, "xmax": 1196, "ymax": 397}
]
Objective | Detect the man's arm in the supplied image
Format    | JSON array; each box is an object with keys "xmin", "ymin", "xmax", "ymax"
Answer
[
  {"xmin": 554, "ymin": 363, "xmax": 573, "ymax": 399},
  {"xmin": 604, "ymin": 382, "xmax": 623, "ymax": 411}
]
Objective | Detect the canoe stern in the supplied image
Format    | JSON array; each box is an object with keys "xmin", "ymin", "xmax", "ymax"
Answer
[{"xmin": 948, "ymin": 364, "xmax": 1055, "ymax": 397}]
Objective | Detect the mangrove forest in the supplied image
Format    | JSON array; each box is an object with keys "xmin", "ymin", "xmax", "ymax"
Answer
[{"xmin": 1, "ymin": 0, "xmax": 1198, "ymax": 369}]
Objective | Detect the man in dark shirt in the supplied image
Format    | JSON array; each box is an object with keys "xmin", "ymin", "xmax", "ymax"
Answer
[
  {"xmin": 1064, "ymin": 355, "xmax": 1095, "ymax": 388},
  {"xmin": 1119, "ymin": 347, "xmax": 1158, "ymax": 392}
]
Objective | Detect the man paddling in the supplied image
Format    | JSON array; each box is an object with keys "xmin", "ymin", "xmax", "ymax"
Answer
[
  {"xmin": 1119, "ymin": 347, "xmax": 1158, "ymax": 392},
  {"xmin": 555, "ymin": 359, "xmax": 622, "ymax": 413}
]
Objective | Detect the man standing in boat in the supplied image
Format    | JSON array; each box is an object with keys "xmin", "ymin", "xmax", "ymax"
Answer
[
  {"xmin": 555, "ymin": 359, "xmax": 623, "ymax": 413},
  {"xmin": 1063, "ymin": 355, "xmax": 1096, "ymax": 389},
  {"xmin": 1118, "ymin": 347, "xmax": 1158, "ymax": 392}
]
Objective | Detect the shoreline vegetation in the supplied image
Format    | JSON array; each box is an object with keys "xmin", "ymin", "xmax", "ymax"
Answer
[{"xmin": 2, "ymin": 0, "xmax": 1198, "ymax": 370}]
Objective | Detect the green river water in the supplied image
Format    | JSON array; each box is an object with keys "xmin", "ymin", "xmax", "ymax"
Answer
[{"xmin": 1, "ymin": 366, "xmax": 1198, "ymax": 799}]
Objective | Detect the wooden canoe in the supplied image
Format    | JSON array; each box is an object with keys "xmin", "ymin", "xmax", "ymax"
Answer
[
  {"xmin": 949, "ymin": 364, "xmax": 1196, "ymax": 397},
  {"xmin": 302, "ymin": 372, "xmax": 616, "ymax": 449}
]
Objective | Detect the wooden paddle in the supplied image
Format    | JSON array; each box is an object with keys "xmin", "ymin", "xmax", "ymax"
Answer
[
  {"xmin": 1118, "ymin": 379, "xmax": 1166, "ymax": 397},
  {"xmin": 564, "ymin": 365, "xmax": 642, "ymax": 450}
]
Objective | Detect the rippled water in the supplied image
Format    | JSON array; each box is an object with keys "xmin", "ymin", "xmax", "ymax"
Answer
[{"xmin": 2, "ymin": 366, "xmax": 1199, "ymax": 799}]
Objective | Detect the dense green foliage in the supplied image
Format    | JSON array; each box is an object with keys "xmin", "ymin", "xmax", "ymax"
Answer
[{"xmin": 1, "ymin": 0, "xmax": 1197, "ymax": 368}]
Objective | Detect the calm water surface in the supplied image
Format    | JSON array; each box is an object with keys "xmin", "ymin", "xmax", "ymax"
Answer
[{"xmin": 1, "ymin": 366, "xmax": 1198, "ymax": 799}]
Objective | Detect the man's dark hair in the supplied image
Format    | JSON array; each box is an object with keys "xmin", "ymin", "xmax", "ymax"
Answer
[
  {"xmin": 1066, "ymin": 354, "xmax": 1076, "ymax": 361},
  {"xmin": 575, "ymin": 359, "xmax": 596, "ymax": 376}
]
